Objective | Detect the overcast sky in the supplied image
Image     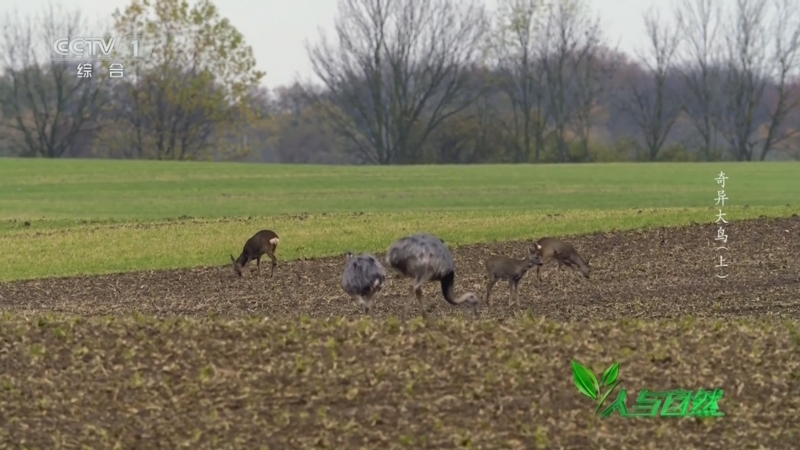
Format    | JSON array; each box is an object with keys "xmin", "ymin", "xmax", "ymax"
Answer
[{"xmin": 7, "ymin": 0, "xmax": 739, "ymax": 89}]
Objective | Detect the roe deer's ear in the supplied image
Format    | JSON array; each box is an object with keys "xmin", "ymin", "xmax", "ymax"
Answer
[{"xmin": 230, "ymin": 254, "xmax": 235, "ymax": 262}]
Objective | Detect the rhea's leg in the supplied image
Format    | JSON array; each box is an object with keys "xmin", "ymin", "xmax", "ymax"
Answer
[
  {"xmin": 414, "ymin": 285, "xmax": 426, "ymax": 319},
  {"xmin": 364, "ymin": 290, "xmax": 377, "ymax": 316},
  {"xmin": 402, "ymin": 284, "xmax": 415, "ymax": 322},
  {"xmin": 355, "ymin": 295, "xmax": 368, "ymax": 314}
]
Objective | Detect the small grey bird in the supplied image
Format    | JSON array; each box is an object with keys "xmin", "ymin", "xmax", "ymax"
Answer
[{"xmin": 341, "ymin": 252, "xmax": 386, "ymax": 314}]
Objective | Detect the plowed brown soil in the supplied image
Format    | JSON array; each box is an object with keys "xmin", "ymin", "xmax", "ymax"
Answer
[
  {"xmin": 2, "ymin": 216, "xmax": 798, "ymax": 319},
  {"xmin": 1, "ymin": 315, "xmax": 799, "ymax": 449},
  {"xmin": 1, "ymin": 217, "xmax": 799, "ymax": 449}
]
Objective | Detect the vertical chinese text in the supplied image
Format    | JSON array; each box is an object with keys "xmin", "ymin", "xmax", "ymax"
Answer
[{"xmin": 714, "ymin": 171, "xmax": 729, "ymax": 279}]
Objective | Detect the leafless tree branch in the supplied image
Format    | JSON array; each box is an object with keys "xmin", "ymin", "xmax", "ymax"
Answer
[
  {"xmin": 674, "ymin": 0, "xmax": 724, "ymax": 160},
  {"xmin": 538, "ymin": 0, "xmax": 605, "ymax": 162},
  {"xmin": 619, "ymin": 6, "xmax": 683, "ymax": 161},
  {"xmin": 304, "ymin": 0, "xmax": 486, "ymax": 164},
  {"xmin": 714, "ymin": 0, "xmax": 769, "ymax": 160},
  {"xmin": 757, "ymin": 0, "xmax": 800, "ymax": 160},
  {"xmin": 0, "ymin": 2, "xmax": 107, "ymax": 158},
  {"xmin": 489, "ymin": 0, "xmax": 550, "ymax": 163}
]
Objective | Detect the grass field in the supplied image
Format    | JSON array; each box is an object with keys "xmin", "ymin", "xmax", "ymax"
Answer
[
  {"xmin": 0, "ymin": 158, "xmax": 796, "ymax": 282},
  {"xmin": 1, "ymin": 159, "xmax": 797, "ymax": 219}
]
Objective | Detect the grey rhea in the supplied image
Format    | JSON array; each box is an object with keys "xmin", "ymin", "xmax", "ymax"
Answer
[
  {"xmin": 341, "ymin": 252, "xmax": 386, "ymax": 314},
  {"xmin": 385, "ymin": 233, "xmax": 479, "ymax": 320}
]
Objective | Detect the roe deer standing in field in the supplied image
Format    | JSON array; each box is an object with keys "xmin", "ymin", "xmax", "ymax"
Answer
[
  {"xmin": 230, "ymin": 229, "xmax": 280, "ymax": 278},
  {"xmin": 385, "ymin": 233, "xmax": 479, "ymax": 321},
  {"xmin": 341, "ymin": 252, "xmax": 386, "ymax": 315},
  {"xmin": 484, "ymin": 244, "xmax": 544, "ymax": 308},
  {"xmin": 535, "ymin": 237, "xmax": 591, "ymax": 286}
]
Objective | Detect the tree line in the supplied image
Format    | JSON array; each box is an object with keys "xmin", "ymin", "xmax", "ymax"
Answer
[{"xmin": 2, "ymin": 0, "xmax": 800, "ymax": 164}]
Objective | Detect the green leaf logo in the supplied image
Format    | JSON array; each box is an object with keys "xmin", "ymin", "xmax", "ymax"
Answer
[
  {"xmin": 571, "ymin": 360, "xmax": 599, "ymax": 400},
  {"xmin": 601, "ymin": 362, "xmax": 619, "ymax": 387}
]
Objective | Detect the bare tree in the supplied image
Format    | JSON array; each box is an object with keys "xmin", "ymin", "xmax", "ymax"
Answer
[
  {"xmin": 620, "ymin": 7, "xmax": 683, "ymax": 161},
  {"xmin": 274, "ymin": 82, "xmax": 312, "ymax": 116},
  {"xmin": 463, "ymin": 87, "xmax": 506, "ymax": 163},
  {"xmin": 0, "ymin": 4, "xmax": 106, "ymax": 158},
  {"xmin": 490, "ymin": 0, "xmax": 549, "ymax": 163},
  {"xmin": 674, "ymin": 0, "xmax": 723, "ymax": 160},
  {"xmin": 265, "ymin": 82, "xmax": 347, "ymax": 164},
  {"xmin": 715, "ymin": 0, "xmax": 769, "ymax": 161},
  {"xmin": 305, "ymin": 0, "xmax": 486, "ymax": 164},
  {"xmin": 571, "ymin": 44, "xmax": 617, "ymax": 161},
  {"xmin": 538, "ymin": 0, "xmax": 605, "ymax": 162},
  {"xmin": 758, "ymin": 0, "xmax": 800, "ymax": 160}
]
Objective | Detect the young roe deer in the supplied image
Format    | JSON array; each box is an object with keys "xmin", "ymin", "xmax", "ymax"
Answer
[
  {"xmin": 230, "ymin": 229, "xmax": 280, "ymax": 278},
  {"xmin": 484, "ymin": 244, "xmax": 544, "ymax": 308},
  {"xmin": 535, "ymin": 237, "xmax": 591, "ymax": 285}
]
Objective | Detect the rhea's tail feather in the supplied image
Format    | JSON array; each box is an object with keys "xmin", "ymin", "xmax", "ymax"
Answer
[{"xmin": 440, "ymin": 271, "xmax": 457, "ymax": 305}]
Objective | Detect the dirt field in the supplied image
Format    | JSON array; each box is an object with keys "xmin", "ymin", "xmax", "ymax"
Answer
[
  {"xmin": 2, "ymin": 216, "xmax": 798, "ymax": 319},
  {"xmin": 1, "ymin": 315, "xmax": 799, "ymax": 449},
  {"xmin": 1, "ymin": 216, "xmax": 799, "ymax": 449}
]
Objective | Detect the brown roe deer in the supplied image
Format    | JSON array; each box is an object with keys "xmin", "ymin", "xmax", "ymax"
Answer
[
  {"xmin": 484, "ymin": 244, "xmax": 543, "ymax": 308},
  {"xmin": 535, "ymin": 237, "xmax": 591, "ymax": 285},
  {"xmin": 230, "ymin": 230, "xmax": 280, "ymax": 278}
]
